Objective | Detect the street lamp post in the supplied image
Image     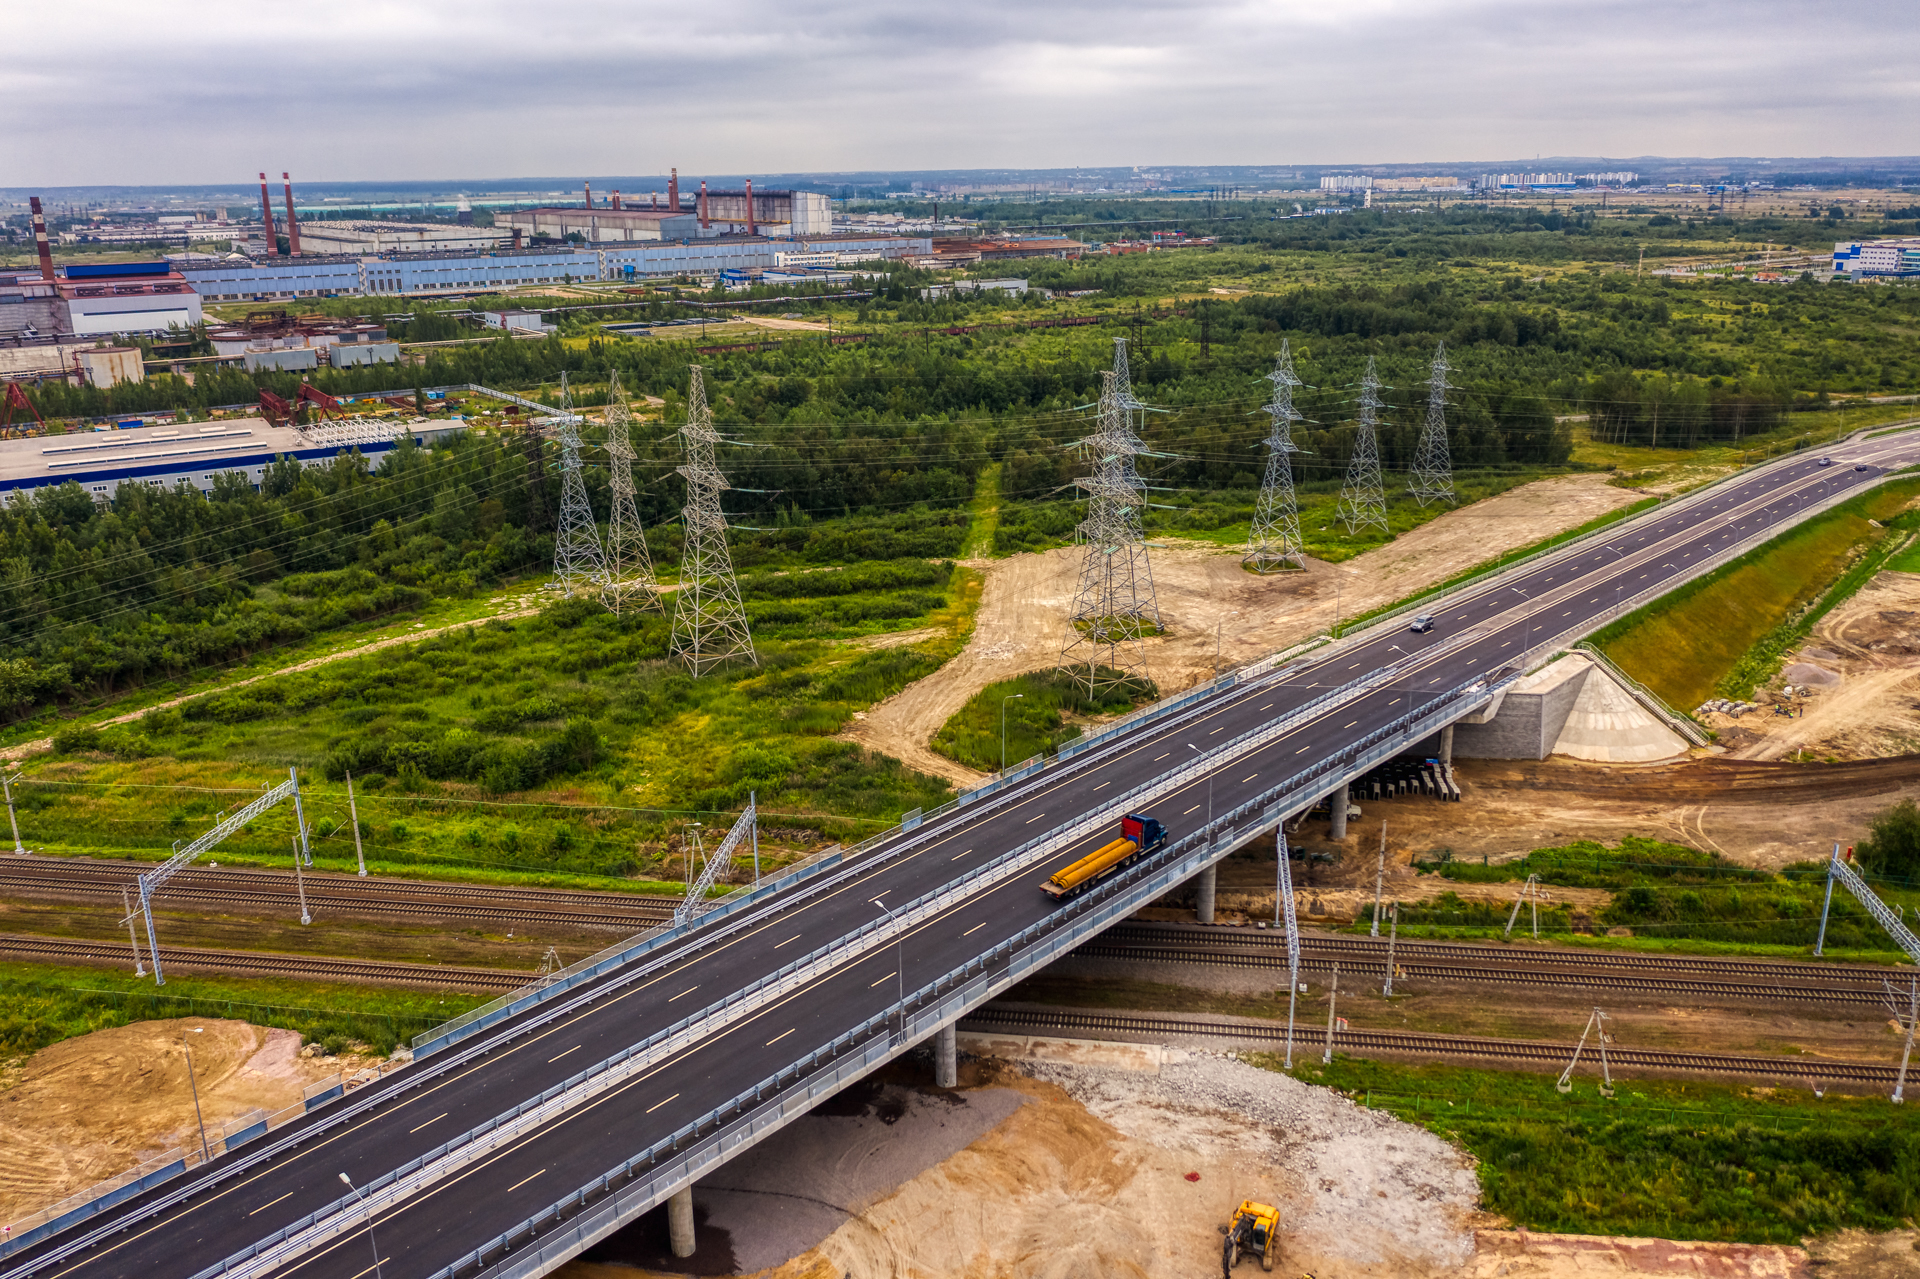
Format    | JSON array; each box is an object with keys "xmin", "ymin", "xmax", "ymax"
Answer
[
  {"xmin": 871, "ymin": 897, "xmax": 906, "ymax": 1015},
  {"xmin": 182, "ymin": 1028, "xmax": 209, "ymax": 1163},
  {"xmin": 1603, "ymin": 543, "xmax": 1627, "ymax": 613},
  {"xmin": 1185, "ymin": 744, "xmax": 1214, "ymax": 846},
  {"xmin": 1000, "ymin": 693, "xmax": 1024, "ymax": 773},
  {"xmin": 338, "ymin": 1174, "xmax": 386, "ymax": 1279},
  {"xmin": 1508, "ymin": 585, "xmax": 1534, "ymax": 657}
]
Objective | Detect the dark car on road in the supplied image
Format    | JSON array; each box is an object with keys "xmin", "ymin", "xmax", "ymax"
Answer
[{"xmin": 1408, "ymin": 615, "xmax": 1436, "ymax": 633}]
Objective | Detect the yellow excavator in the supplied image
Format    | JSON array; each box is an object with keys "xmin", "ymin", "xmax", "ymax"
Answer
[{"xmin": 1222, "ymin": 1199, "xmax": 1282, "ymax": 1275}]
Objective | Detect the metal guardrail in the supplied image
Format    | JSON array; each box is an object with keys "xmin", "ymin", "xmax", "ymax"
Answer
[{"xmin": 431, "ymin": 663, "xmax": 1520, "ymax": 1279}]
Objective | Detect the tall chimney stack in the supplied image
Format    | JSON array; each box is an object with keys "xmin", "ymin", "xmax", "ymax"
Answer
[
  {"xmin": 512, "ymin": 226, "xmax": 523, "ymax": 250},
  {"xmin": 744, "ymin": 178, "xmax": 756, "ymax": 236},
  {"xmin": 30, "ymin": 197, "xmax": 55, "ymax": 282},
  {"xmin": 584, "ymin": 181, "xmax": 593, "ymax": 209},
  {"xmin": 669, "ymin": 168, "xmax": 679, "ymax": 211},
  {"xmin": 698, "ymin": 180, "xmax": 709, "ymax": 229},
  {"xmin": 611, "ymin": 190, "xmax": 622, "ymax": 211},
  {"xmin": 282, "ymin": 172, "xmax": 301, "ymax": 257},
  {"xmin": 258, "ymin": 173, "xmax": 279, "ymax": 255}
]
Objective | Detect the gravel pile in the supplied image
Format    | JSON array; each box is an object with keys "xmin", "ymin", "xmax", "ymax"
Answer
[{"xmin": 1018, "ymin": 1049, "xmax": 1481, "ymax": 1273}]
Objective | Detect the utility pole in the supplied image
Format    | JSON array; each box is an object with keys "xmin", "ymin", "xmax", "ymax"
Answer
[
  {"xmin": 669, "ymin": 365, "xmax": 758, "ymax": 673},
  {"xmin": 182, "ymin": 1032, "xmax": 211, "ymax": 1162},
  {"xmin": 1407, "ymin": 343, "xmax": 1455, "ymax": 506},
  {"xmin": 1322, "ymin": 963, "xmax": 1340, "ymax": 1065},
  {"xmin": 291, "ymin": 837, "xmax": 311, "ymax": 926},
  {"xmin": 1245, "ymin": 341, "xmax": 1309, "ymax": 573},
  {"xmin": 1370, "ymin": 821, "xmax": 1387, "ymax": 936},
  {"xmin": 346, "ymin": 771, "xmax": 366, "ymax": 877},
  {"xmin": 1061, "ymin": 340, "xmax": 1161, "ymax": 697},
  {"xmin": 1382, "ymin": 903, "xmax": 1399, "ymax": 997},
  {"xmin": 601, "ymin": 368, "xmax": 662, "ymax": 616},
  {"xmin": 1334, "ymin": 357, "xmax": 1389, "ymax": 535},
  {"xmin": 121, "ymin": 886, "xmax": 146, "ymax": 977},
  {"xmin": 1000, "ymin": 693, "xmax": 1024, "ymax": 772},
  {"xmin": 549, "ymin": 372, "xmax": 608, "ymax": 598},
  {"xmin": 3, "ymin": 772, "xmax": 22, "ymax": 854},
  {"xmin": 1888, "ymin": 978, "xmax": 1918, "ymax": 1104}
]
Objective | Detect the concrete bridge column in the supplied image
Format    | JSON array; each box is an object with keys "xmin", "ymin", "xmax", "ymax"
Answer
[
  {"xmin": 1439, "ymin": 724, "xmax": 1455, "ymax": 766},
  {"xmin": 669, "ymin": 1185, "xmax": 696, "ymax": 1258},
  {"xmin": 935, "ymin": 1023, "xmax": 957, "ymax": 1088},
  {"xmin": 1329, "ymin": 783, "xmax": 1349, "ymax": 840},
  {"xmin": 1196, "ymin": 864, "xmax": 1217, "ymax": 925}
]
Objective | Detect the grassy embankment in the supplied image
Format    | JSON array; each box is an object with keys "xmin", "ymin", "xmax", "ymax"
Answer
[
  {"xmin": 1595, "ymin": 478, "xmax": 1920, "ymax": 711},
  {"xmin": 1256, "ymin": 1055, "xmax": 1919, "ymax": 1244},
  {"xmin": 930, "ymin": 668, "xmax": 1157, "ymax": 774},
  {"xmin": 1373, "ymin": 836, "xmax": 1917, "ymax": 962},
  {"xmin": 14, "ymin": 495, "xmax": 1001, "ymax": 889},
  {"xmin": 0, "ymin": 963, "xmax": 490, "ymax": 1059}
]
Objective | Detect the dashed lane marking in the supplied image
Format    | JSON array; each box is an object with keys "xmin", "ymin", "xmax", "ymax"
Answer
[
  {"xmin": 766, "ymin": 1027, "xmax": 796, "ymax": 1045},
  {"xmin": 249, "ymin": 1191, "xmax": 295, "ymax": 1217},
  {"xmin": 506, "ymin": 1169, "xmax": 547, "ymax": 1194},
  {"xmin": 645, "ymin": 1093, "xmax": 680, "ymax": 1114},
  {"xmin": 669, "ymin": 985, "xmax": 700, "ymax": 1000},
  {"xmin": 407, "ymin": 1113, "xmax": 448, "ymax": 1135},
  {"xmin": 868, "ymin": 972, "xmax": 896, "ymax": 988},
  {"xmin": 547, "ymin": 1045, "xmax": 581, "ymax": 1064}
]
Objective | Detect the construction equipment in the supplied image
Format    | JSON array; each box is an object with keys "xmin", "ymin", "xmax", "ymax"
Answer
[
  {"xmin": 297, "ymin": 382, "xmax": 345, "ymax": 420},
  {"xmin": 258, "ymin": 387, "xmax": 295, "ymax": 426},
  {"xmin": 2, "ymin": 383, "xmax": 46, "ymax": 436},
  {"xmin": 1041, "ymin": 812, "xmax": 1167, "ymax": 900},
  {"xmin": 1222, "ymin": 1199, "xmax": 1281, "ymax": 1274}
]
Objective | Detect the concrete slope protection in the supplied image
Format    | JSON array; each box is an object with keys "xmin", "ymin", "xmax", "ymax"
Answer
[{"xmin": 8, "ymin": 434, "xmax": 1917, "ymax": 1279}]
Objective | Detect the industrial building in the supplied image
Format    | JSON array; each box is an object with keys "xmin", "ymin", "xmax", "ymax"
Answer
[
  {"xmin": 176, "ymin": 235, "xmax": 931, "ymax": 301},
  {"xmin": 0, "ymin": 416, "xmax": 467, "ymax": 498},
  {"xmin": 292, "ymin": 221, "xmax": 509, "ymax": 254},
  {"xmin": 0, "ymin": 262, "xmax": 204, "ymax": 338},
  {"xmin": 1833, "ymin": 238, "xmax": 1920, "ymax": 278}
]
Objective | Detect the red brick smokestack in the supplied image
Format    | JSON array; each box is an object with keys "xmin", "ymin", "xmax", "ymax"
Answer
[
  {"xmin": 698, "ymin": 180, "xmax": 709, "ymax": 229},
  {"xmin": 512, "ymin": 226, "xmax": 523, "ymax": 250},
  {"xmin": 669, "ymin": 168, "xmax": 679, "ymax": 211},
  {"xmin": 258, "ymin": 172, "xmax": 279, "ymax": 255},
  {"xmin": 745, "ymin": 178, "xmax": 756, "ymax": 235},
  {"xmin": 282, "ymin": 172, "xmax": 301, "ymax": 256},
  {"xmin": 611, "ymin": 190, "xmax": 622, "ymax": 210},
  {"xmin": 30, "ymin": 197, "xmax": 55, "ymax": 282}
]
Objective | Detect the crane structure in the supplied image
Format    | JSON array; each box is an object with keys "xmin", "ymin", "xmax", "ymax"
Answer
[
  {"xmin": 1061, "ymin": 340, "xmax": 1162, "ymax": 697},
  {"xmin": 669, "ymin": 365, "xmax": 758, "ymax": 673},
  {"xmin": 1244, "ymin": 341, "xmax": 1309, "ymax": 573},
  {"xmin": 2, "ymin": 383, "xmax": 47, "ymax": 437},
  {"xmin": 601, "ymin": 370, "xmax": 662, "ymax": 616},
  {"xmin": 125, "ymin": 767, "xmax": 311, "ymax": 985},
  {"xmin": 1334, "ymin": 357, "xmax": 1390, "ymax": 536}
]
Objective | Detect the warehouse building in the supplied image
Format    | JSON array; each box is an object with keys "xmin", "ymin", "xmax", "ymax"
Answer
[
  {"xmin": 0, "ymin": 261, "xmax": 204, "ymax": 337},
  {"xmin": 1833, "ymin": 238, "xmax": 1920, "ymax": 278},
  {"xmin": 0, "ymin": 417, "xmax": 467, "ymax": 498}
]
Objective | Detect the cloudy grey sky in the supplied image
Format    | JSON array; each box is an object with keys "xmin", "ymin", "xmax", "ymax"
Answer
[{"xmin": 8, "ymin": 0, "xmax": 1918, "ymax": 185}]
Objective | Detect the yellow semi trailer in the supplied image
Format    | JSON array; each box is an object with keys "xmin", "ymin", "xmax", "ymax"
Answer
[{"xmin": 1040, "ymin": 813, "xmax": 1168, "ymax": 900}]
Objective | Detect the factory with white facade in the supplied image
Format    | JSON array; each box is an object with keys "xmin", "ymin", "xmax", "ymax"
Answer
[{"xmin": 1833, "ymin": 238, "xmax": 1920, "ymax": 279}]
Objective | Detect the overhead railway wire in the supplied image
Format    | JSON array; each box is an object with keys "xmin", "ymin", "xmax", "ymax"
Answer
[
  {"xmin": 960, "ymin": 1006, "xmax": 1906, "ymax": 1085},
  {"xmin": 0, "ymin": 934, "xmax": 519, "ymax": 994}
]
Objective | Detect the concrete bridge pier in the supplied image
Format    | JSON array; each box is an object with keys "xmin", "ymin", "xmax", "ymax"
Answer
[
  {"xmin": 1195, "ymin": 864, "xmax": 1217, "ymax": 924},
  {"xmin": 1439, "ymin": 723, "xmax": 1454, "ymax": 766},
  {"xmin": 1328, "ymin": 782, "xmax": 1349, "ymax": 840},
  {"xmin": 669, "ymin": 1185, "xmax": 695, "ymax": 1258},
  {"xmin": 935, "ymin": 1023, "xmax": 957, "ymax": 1088}
]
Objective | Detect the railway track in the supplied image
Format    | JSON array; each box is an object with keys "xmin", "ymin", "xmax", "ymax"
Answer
[
  {"xmin": 962, "ymin": 1005, "xmax": 1904, "ymax": 1086},
  {"xmin": 0, "ymin": 933, "xmax": 526, "ymax": 993},
  {"xmin": 1080, "ymin": 923, "xmax": 1903, "ymax": 1007},
  {"xmin": 0, "ymin": 855, "xmax": 677, "ymax": 931}
]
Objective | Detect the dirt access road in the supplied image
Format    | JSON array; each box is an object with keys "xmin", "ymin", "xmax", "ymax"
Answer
[{"xmin": 842, "ymin": 473, "xmax": 1645, "ymax": 785}]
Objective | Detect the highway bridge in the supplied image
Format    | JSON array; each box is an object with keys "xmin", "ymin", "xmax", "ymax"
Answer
[{"xmin": 6, "ymin": 427, "xmax": 1917, "ymax": 1279}]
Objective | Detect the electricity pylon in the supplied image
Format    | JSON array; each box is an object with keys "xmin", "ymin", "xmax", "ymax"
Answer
[
  {"xmin": 549, "ymin": 372, "xmax": 607, "ymax": 596},
  {"xmin": 1245, "ymin": 340, "xmax": 1309, "ymax": 573},
  {"xmin": 1334, "ymin": 356, "xmax": 1389, "ymax": 536},
  {"xmin": 601, "ymin": 370, "xmax": 661, "ymax": 615},
  {"xmin": 1408, "ymin": 342, "xmax": 1456, "ymax": 507},
  {"xmin": 669, "ymin": 366, "xmax": 757, "ymax": 674},
  {"xmin": 1061, "ymin": 339, "xmax": 1161, "ymax": 697}
]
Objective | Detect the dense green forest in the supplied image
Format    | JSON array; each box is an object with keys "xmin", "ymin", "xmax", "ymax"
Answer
[{"xmin": 5, "ymin": 209, "xmax": 1916, "ymax": 734}]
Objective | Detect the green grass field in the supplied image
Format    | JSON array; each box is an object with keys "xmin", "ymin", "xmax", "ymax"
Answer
[
  {"xmin": 1260, "ymin": 1055, "xmax": 1920, "ymax": 1243},
  {"xmin": 1597, "ymin": 480, "xmax": 1920, "ymax": 709}
]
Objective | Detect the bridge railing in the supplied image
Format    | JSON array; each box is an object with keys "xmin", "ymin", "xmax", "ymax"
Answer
[{"xmin": 429, "ymin": 663, "xmax": 1522, "ymax": 1279}]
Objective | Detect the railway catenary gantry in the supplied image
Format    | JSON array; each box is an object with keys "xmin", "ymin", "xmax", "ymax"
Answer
[{"xmin": 7, "ymin": 427, "xmax": 1919, "ymax": 1279}]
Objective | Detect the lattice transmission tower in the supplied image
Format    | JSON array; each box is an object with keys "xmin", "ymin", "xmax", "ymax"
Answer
[
  {"xmin": 1334, "ymin": 356, "xmax": 1390, "ymax": 536},
  {"xmin": 1061, "ymin": 340, "xmax": 1161, "ymax": 697},
  {"xmin": 669, "ymin": 366, "xmax": 758, "ymax": 674},
  {"xmin": 1245, "ymin": 340, "xmax": 1310, "ymax": 573},
  {"xmin": 549, "ymin": 372, "xmax": 608, "ymax": 596},
  {"xmin": 1408, "ymin": 342, "xmax": 1456, "ymax": 507},
  {"xmin": 600, "ymin": 370, "xmax": 662, "ymax": 615}
]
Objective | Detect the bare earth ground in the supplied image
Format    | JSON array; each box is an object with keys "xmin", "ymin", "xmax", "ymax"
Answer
[
  {"xmin": 0, "ymin": 1017, "xmax": 376, "ymax": 1223},
  {"xmin": 551, "ymin": 1046, "xmax": 1905, "ymax": 1279},
  {"xmin": 1708, "ymin": 570, "xmax": 1920, "ymax": 762},
  {"xmin": 842, "ymin": 474, "xmax": 1645, "ymax": 785}
]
